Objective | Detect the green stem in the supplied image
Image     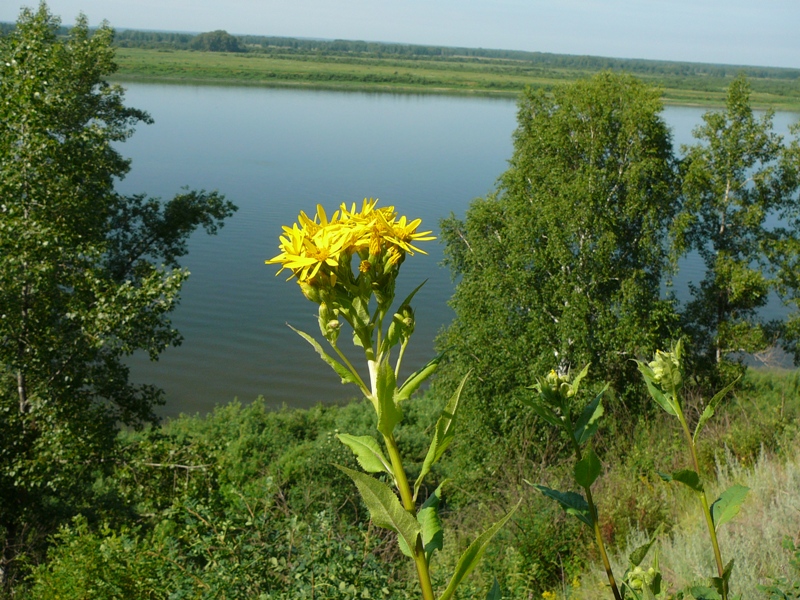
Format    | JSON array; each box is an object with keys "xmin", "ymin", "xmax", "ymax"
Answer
[
  {"xmin": 395, "ymin": 337, "xmax": 409, "ymax": 380},
  {"xmin": 384, "ymin": 433, "xmax": 435, "ymax": 600},
  {"xmin": 570, "ymin": 435, "xmax": 622, "ymax": 600},
  {"xmin": 330, "ymin": 342, "xmax": 370, "ymax": 397},
  {"xmin": 677, "ymin": 407, "xmax": 727, "ymax": 597},
  {"xmin": 586, "ymin": 487, "xmax": 622, "ymax": 600}
]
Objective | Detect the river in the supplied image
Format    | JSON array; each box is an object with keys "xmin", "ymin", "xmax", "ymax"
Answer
[{"xmin": 116, "ymin": 84, "xmax": 799, "ymax": 418}]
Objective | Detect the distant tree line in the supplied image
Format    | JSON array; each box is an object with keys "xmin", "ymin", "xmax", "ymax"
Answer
[{"xmin": 2, "ymin": 20, "xmax": 797, "ymax": 83}]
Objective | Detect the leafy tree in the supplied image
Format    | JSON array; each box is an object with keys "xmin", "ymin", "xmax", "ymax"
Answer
[
  {"xmin": 436, "ymin": 72, "xmax": 679, "ymax": 480},
  {"xmin": 674, "ymin": 75, "xmax": 800, "ymax": 374},
  {"xmin": 0, "ymin": 3, "xmax": 235, "ymax": 586},
  {"xmin": 190, "ymin": 29, "xmax": 242, "ymax": 53}
]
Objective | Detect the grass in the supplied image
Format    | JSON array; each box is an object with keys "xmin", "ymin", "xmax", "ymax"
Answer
[
  {"xmin": 547, "ymin": 368, "xmax": 800, "ymax": 599},
  {"xmin": 111, "ymin": 48, "xmax": 800, "ymax": 110},
  {"xmin": 572, "ymin": 444, "xmax": 800, "ymax": 599}
]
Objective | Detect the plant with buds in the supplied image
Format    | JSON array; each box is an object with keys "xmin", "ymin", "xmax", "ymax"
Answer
[
  {"xmin": 636, "ymin": 340, "xmax": 746, "ymax": 600},
  {"xmin": 267, "ymin": 199, "xmax": 516, "ymax": 600}
]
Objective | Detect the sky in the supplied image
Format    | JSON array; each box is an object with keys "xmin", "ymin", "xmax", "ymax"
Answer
[{"xmin": 1, "ymin": 0, "xmax": 798, "ymax": 70}]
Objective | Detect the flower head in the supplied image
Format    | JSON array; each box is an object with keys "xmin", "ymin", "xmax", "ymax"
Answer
[
  {"xmin": 266, "ymin": 199, "xmax": 434, "ymax": 299},
  {"xmin": 646, "ymin": 340, "xmax": 684, "ymax": 395}
]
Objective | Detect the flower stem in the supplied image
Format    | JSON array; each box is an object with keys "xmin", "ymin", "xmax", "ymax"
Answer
[
  {"xmin": 677, "ymin": 409, "xmax": 727, "ymax": 598},
  {"xmin": 570, "ymin": 435, "xmax": 622, "ymax": 600},
  {"xmin": 586, "ymin": 487, "xmax": 622, "ymax": 600},
  {"xmin": 384, "ymin": 432, "xmax": 435, "ymax": 600}
]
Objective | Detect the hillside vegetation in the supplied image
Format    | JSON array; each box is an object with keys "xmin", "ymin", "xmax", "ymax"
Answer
[
  {"xmin": 108, "ymin": 37, "xmax": 800, "ymax": 108},
  {"xmin": 3, "ymin": 20, "xmax": 798, "ymax": 107},
  {"xmin": 3, "ymin": 7, "xmax": 800, "ymax": 599}
]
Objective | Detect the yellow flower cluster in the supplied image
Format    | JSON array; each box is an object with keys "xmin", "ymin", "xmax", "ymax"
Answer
[{"xmin": 266, "ymin": 199, "xmax": 434, "ymax": 288}]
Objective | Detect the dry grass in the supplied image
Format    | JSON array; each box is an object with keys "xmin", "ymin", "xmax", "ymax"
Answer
[{"xmin": 572, "ymin": 442, "xmax": 800, "ymax": 599}]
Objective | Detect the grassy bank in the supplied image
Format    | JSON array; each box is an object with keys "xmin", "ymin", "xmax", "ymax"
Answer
[
  {"xmin": 111, "ymin": 48, "xmax": 800, "ymax": 110},
  {"xmin": 20, "ymin": 368, "xmax": 800, "ymax": 598}
]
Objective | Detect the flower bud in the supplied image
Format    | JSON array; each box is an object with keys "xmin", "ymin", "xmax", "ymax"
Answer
[
  {"xmin": 299, "ymin": 281, "xmax": 321, "ymax": 303},
  {"xmin": 648, "ymin": 348, "xmax": 682, "ymax": 392}
]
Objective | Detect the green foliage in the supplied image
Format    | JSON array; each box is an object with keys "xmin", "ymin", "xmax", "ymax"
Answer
[
  {"xmin": 675, "ymin": 75, "xmax": 800, "ymax": 376},
  {"xmin": 0, "ymin": 3, "xmax": 235, "ymax": 588},
  {"xmin": 638, "ymin": 344, "xmax": 747, "ymax": 600},
  {"xmin": 189, "ymin": 30, "xmax": 241, "ymax": 53},
  {"xmin": 438, "ymin": 72, "xmax": 679, "ymax": 496}
]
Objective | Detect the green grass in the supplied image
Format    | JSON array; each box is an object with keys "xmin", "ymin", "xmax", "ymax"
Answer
[{"xmin": 111, "ymin": 48, "xmax": 800, "ymax": 110}]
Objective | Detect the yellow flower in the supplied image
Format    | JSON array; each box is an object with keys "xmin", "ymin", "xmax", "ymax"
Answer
[
  {"xmin": 376, "ymin": 211, "xmax": 435, "ymax": 255},
  {"xmin": 265, "ymin": 220, "xmax": 348, "ymax": 284},
  {"xmin": 542, "ymin": 591, "xmax": 557, "ymax": 600},
  {"xmin": 266, "ymin": 200, "xmax": 432, "ymax": 294},
  {"xmin": 298, "ymin": 203, "xmax": 339, "ymax": 236},
  {"xmin": 266, "ymin": 223, "xmax": 311, "ymax": 278},
  {"xmin": 339, "ymin": 197, "xmax": 380, "ymax": 223}
]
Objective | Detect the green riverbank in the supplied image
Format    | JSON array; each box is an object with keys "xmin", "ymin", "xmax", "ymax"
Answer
[{"xmin": 112, "ymin": 47, "xmax": 800, "ymax": 110}]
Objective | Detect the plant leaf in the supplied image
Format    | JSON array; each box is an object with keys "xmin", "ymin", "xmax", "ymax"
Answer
[
  {"xmin": 485, "ymin": 578, "xmax": 502, "ymax": 600},
  {"xmin": 522, "ymin": 397, "xmax": 564, "ymax": 429},
  {"xmin": 289, "ymin": 325, "xmax": 359, "ymax": 386},
  {"xmin": 336, "ymin": 434, "xmax": 392, "ymax": 474},
  {"xmin": 711, "ymin": 485, "xmax": 749, "ymax": 530},
  {"xmin": 628, "ymin": 524, "xmax": 664, "ymax": 567},
  {"xmin": 693, "ymin": 376, "xmax": 741, "ymax": 443},
  {"xmin": 570, "ymin": 363, "xmax": 591, "ymax": 394},
  {"xmin": 689, "ymin": 586, "xmax": 721, "ymax": 600},
  {"xmin": 574, "ymin": 447, "xmax": 602, "ymax": 489},
  {"xmin": 414, "ymin": 372, "xmax": 468, "ymax": 499},
  {"xmin": 438, "ymin": 502, "xmax": 519, "ymax": 600},
  {"xmin": 661, "ymin": 468, "xmax": 704, "ymax": 492},
  {"xmin": 418, "ymin": 482, "xmax": 445, "ymax": 561},
  {"xmin": 573, "ymin": 386, "xmax": 606, "ymax": 445},
  {"xmin": 530, "ymin": 484, "xmax": 592, "ymax": 527},
  {"xmin": 382, "ymin": 280, "xmax": 427, "ymax": 353},
  {"xmin": 635, "ymin": 360, "xmax": 677, "ymax": 416},
  {"xmin": 376, "ymin": 357, "xmax": 402, "ymax": 437},
  {"xmin": 396, "ymin": 354, "xmax": 441, "ymax": 402},
  {"xmin": 334, "ymin": 465, "xmax": 420, "ymax": 555}
]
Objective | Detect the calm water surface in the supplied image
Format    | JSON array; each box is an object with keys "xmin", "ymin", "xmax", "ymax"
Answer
[{"xmin": 117, "ymin": 84, "xmax": 798, "ymax": 417}]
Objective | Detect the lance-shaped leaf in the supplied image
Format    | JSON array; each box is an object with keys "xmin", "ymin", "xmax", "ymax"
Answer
[
  {"xmin": 522, "ymin": 396, "xmax": 564, "ymax": 429},
  {"xmin": 414, "ymin": 372, "xmax": 468, "ymax": 499},
  {"xmin": 530, "ymin": 484, "xmax": 592, "ymax": 527},
  {"xmin": 375, "ymin": 357, "xmax": 402, "ymax": 437},
  {"xmin": 396, "ymin": 354, "xmax": 441, "ymax": 403},
  {"xmin": 382, "ymin": 280, "xmax": 426, "ymax": 354},
  {"xmin": 485, "ymin": 578, "xmax": 502, "ymax": 600},
  {"xmin": 289, "ymin": 325, "xmax": 361, "ymax": 388},
  {"xmin": 693, "ymin": 376, "xmax": 741, "ymax": 443},
  {"xmin": 397, "ymin": 481, "xmax": 447, "ymax": 559},
  {"xmin": 635, "ymin": 360, "xmax": 677, "ymax": 416},
  {"xmin": 628, "ymin": 524, "xmax": 664, "ymax": 567},
  {"xmin": 335, "ymin": 465, "xmax": 420, "ymax": 554},
  {"xmin": 688, "ymin": 586, "xmax": 721, "ymax": 600},
  {"xmin": 438, "ymin": 502, "xmax": 519, "ymax": 600},
  {"xmin": 570, "ymin": 363, "xmax": 591, "ymax": 394},
  {"xmin": 711, "ymin": 559, "xmax": 735, "ymax": 599},
  {"xmin": 418, "ymin": 482, "xmax": 445, "ymax": 562},
  {"xmin": 659, "ymin": 469, "xmax": 704, "ymax": 492},
  {"xmin": 711, "ymin": 485, "xmax": 749, "ymax": 530},
  {"xmin": 336, "ymin": 434, "xmax": 392, "ymax": 475},
  {"xmin": 574, "ymin": 447, "xmax": 602, "ymax": 489},
  {"xmin": 573, "ymin": 387, "xmax": 606, "ymax": 445}
]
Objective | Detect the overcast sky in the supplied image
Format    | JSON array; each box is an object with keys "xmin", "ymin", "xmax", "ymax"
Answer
[{"xmin": 2, "ymin": 0, "xmax": 798, "ymax": 69}]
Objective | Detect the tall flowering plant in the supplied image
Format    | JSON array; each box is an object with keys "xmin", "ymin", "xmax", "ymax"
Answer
[
  {"xmin": 267, "ymin": 199, "xmax": 515, "ymax": 600},
  {"xmin": 636, "ymin": 340, "xmax": 747, "ymax": 600}
]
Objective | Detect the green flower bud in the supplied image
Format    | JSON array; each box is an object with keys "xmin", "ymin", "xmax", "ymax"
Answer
[
  {"xmin": 648, "ymin": 348, "xmax": 683, "ymax": 393},
  {"xmin": 299, "ymin": 281, "xmax": 321, "ymax": 303}
]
